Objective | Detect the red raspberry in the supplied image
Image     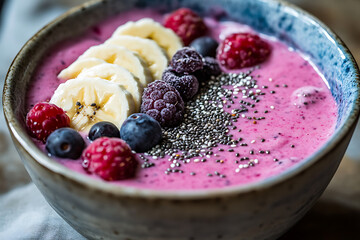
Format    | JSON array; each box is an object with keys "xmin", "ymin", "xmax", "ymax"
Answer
[
  {"xmin": 217, "ymin": 33, "xmax": 271, "ymax": 69},
  {"xmin": 164, "ymin": 8, "xmax": 208, "ymax": 45},
  {"xmin": 26, "ymin": 102, "xmax": 70, "ymax": 142},
  {"xmin": 82, "ymin": 137, "xmax": 138, "ymax": 181}
]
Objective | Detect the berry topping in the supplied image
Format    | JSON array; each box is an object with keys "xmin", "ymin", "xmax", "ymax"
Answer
[
  {"xmin": 162, "ymin": 67, "xmax": 199, "ymax": 100},
  {"xmin": 195, "ymin": 57, "xmax": 222, "ymax": 81},
  {"xmin": 88, "ymin": 121, "xmax": 120, "ymax": 141},
  {"xmin": 46, "ymin": 128, "xmax": 85, "ymax": 159},
  {"xmin": 120, "ymin": 113, "xmax": 162, "ymax": 152},
  {"xmin": 26, "ymin": 102, "xmax": 70, "ymax": 142},
  {"xmin": 217, "ymin": 33, "xmax": 271, "ymax": 69},
  {"xmin": 82, "ymin": 137, "xmax": 138, "ymax": 181},
  {"xmin": 164, "ymin": 8, "xmax": 208, "ymax": 45},
  {"xmin": 189, "ymin": 36, "xmax": 218, "ymax": 58},
  {"xmin": 141, "ymin": 80, "xmax": 184, "ymax": 127},
  {"xmin": 291, "ymin": 86, "xmax": 326, "ymax": 108},
  {"xmin": 170, "ymin": 47, "xmax": 203, "ymax": 74}
]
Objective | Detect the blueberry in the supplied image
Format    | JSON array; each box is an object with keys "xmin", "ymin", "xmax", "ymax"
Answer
[
  {"xmin": 46, "ymin": 128, "xmax": 85, "ymax": 159},
  {"xmin": 120, "ymin": 113, "xmax": 162, "ymax": 152},
  {"xmin": 88, "ymin": 121, "xmax": 120, "ymax": 141},
  {"xmin": 190, "ymin": 36, "xmax": 218, "ymax": 58}
]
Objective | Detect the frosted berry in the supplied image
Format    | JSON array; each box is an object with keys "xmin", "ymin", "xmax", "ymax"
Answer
[
  {"xmin": 291, "ymin": 86, "xmax": 326, "ymax": 109},
  {"xmin": 82, "ymin": 137, "xmax": 138, "ymax": 181},
  {"xmin": 170, "ymin": 47, "xmax": 203, "ymax": 74},
  {"xmin": 120, "ymin": 113, "xmax": 162, "ymax": 153},
  {"xmin": 217, "ymin": 33, "xmax": 271, "ymax": 69},
  {"xmin": 141, "ymin": 80, "xmax": 184, "ymax": 127},
  {"xmin": 190, "ymin": 36, "xmax": 218, "ymax": 58},
  {"xmin": 46, "ymin": 128, "xmax": 85, "ymax": 159},
  {"xmin": 164, "ymin": 8, "xmax": 208, "ymax": 45},
  {"xmin": 195, "ymin": 57, "xmax": 222, "ymax": 81},
  {"xmin": 88, "ymin": 121, "xmax": 120, "ymax": 141},
  {"xmin": 26, "ymin": 102, "xmax": 70, "ymax": 142},
  {"xmin": 162, "ymin": 67, "xmax": 199, "ymax": 100}
]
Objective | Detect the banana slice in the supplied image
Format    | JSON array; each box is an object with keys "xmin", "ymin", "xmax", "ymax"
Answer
[
  {"xmin": 78, "ymin": 63, "xmax": 143, "ymax": 111},
  {"xmin": 112, "ymin": 18, "xmax": 183, "ymax": 58},
  {"xmin": 58, "ymin": 58, "xmax": 106, "ymax": 80},
  {"xmin": 105, "ymin": 36, "xmax": 168, "ymax": 80},
  {"xmin": 50, "ymin": 77, "xmax": 135, "ymax": 132},
  {"xmin": 78, "ymin": 44, "xmax": 152, "ymax": 86}
]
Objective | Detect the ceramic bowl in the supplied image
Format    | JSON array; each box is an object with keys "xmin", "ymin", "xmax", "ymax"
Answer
[{"xmin": 3, "ymin": 0, "xmax": 360, "ymax": 239}]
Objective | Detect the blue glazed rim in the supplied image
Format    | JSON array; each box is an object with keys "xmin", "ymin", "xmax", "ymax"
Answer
[{"xmin": 3, "ymin": 0, "xmax": 360, "ymax": 199}]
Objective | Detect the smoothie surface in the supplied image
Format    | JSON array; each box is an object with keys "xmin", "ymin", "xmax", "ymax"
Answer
[{"xmin": 27, "ymin": 9, "xmax": 337, "ymax": 190}]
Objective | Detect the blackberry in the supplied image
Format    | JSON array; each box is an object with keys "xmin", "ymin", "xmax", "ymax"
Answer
[
  {"xmin": 195, "ymin": 57, "xmax": 222, "ymax": 81},
  {"xmin": 170, "ymin": 47, "xmax": 203, "ymax": 74},
  {"xmin": 141, "ymin": 80, "xmax": 184, "ymax": 127},
  {"xmin": 162, "ymin": 67, "xmax": 199, "ymax": 100}
]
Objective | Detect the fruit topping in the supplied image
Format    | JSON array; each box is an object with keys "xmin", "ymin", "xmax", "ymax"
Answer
[
  {"xmin": 217, "ymin": 33, "xmax": 271, "ymax": 69},
  {"xmin": 162, "ymin": 67, "xmax": 199, "ymax": 100},
  {"xmin": 26, "ymin": 102, "xmax": 70, "ymax": 142},
  {"xmin": 195, "ymin": 57, "xmax": 222, "ymax": 81},
  {"xmin": 170, "ymin": 47, "xmax": 203, "ymax": 74},
  {"xmin": 75, "ymin": 44, "xmax": 152, "ymax": 86},
  {"xmin": 189, "ymin": 36, "xmax": 218, "ymax": 58},
  {"xmin": 46, "ymin": 128, "xmax": 85, "ymax": 159},
  {"xmin": 291, "ymin": 86, "xmax": 326, "ymax": 108},
  {"xmin": 105, "ymin": 36, "xmax": 168, "ymax": 80},
  {"xmin": 50, "ymin": 77, "xmax": 135, "ymax": 132},
  {"xmin": 88, "ymin": 121, "xmax": 120, "ymax": 141},
  {"xmin": 112, "ymin": 18, "xmax": 183, "ymax": 58},
  {"xmin": 77, "ymin": 63, "xmax": 143, "ymax": 111},
  {"xmin": 164, "ymin": 8, "xmax": 208, "ymax": 45},
  {"xmin": 82, "ymin": 137, "xmax": 138, "ymax": 181},
  {"xmin": 141, "ymin": 80, "xmax": 184, "ymax": 127},
  {"xmin": 120, "ymin": 113, "xmax": 162, "ymax": 152}
]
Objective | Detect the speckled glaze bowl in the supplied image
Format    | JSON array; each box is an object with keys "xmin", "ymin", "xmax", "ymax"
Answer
[{"xmin": 3, "ymin": 0, "xmax": 360, "ymax": 239}]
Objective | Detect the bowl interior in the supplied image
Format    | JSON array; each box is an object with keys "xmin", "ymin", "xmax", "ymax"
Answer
[{"xmin": 3, "ymin": 0, "xmax": 360, "ymax": 198}]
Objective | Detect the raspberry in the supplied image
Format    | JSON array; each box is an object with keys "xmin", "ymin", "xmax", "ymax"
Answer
[
  {"xmin": 164, "ymin": 8, "xmax": 208, "ymax": 45},
  {"xmin": 217, "ymin": 33, "xmax": 271, "ymax": 69},
  {"xmin": 141, "ymin": 80, "xmax": 184, "ymax": 127},
  {"xmin": 162, "ymin": 67, "xmax": 199, "ymax": 100},
  {"xmin": 170, "ymin": 47, "xmax": 203, "ymax": 74},
  {"xmin": 195, "ymin": 57, "xmax": 222, "ymax": 81},
  {"xmin": 26, "ymin": 102, "xmax": 70, "ymax": 142},
  {"xmin": 82, "ymin": 137, "xmax": 138, "ymax": 181}
]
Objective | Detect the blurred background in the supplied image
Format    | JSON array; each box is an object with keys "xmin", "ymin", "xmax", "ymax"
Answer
[{"xmin": 0, "ymin": 0, "xmax": 359, "ymax": 239}]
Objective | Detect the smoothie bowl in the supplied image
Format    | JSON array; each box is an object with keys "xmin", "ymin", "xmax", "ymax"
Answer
[{"xmin": 3, "ymin": 0, "xmax": 360, "ymax": 239}]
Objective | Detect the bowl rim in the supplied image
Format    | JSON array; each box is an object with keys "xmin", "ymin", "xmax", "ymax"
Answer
[{"xmin": 3, "ymin": 0, "xmax": 360, "ymax": 200}]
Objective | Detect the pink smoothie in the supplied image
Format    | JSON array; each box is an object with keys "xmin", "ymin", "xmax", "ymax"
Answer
[{"xmin": 26, "ymin": 9, "xmax": 337, "ymax": 190}]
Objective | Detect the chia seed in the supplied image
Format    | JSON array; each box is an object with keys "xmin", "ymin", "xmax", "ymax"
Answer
[{"xmin": 143, "ymin": 71, "xmax": 270, "ymax": 175}]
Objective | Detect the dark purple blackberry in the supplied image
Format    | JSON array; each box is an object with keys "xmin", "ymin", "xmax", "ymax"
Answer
[
  {"xmin": 162, "ymin": 67, "xmax": 199, "ymax": 100},
  {"xmin": 170, "ymin": 47, "xmax": 203, "ymax": 74},
  {"xmin": 195, "ymin": 57, "xmax": 222, "ymax": 81},
  {"xmin": 141, "ymin": 80, "xmax": 184, "ymax": 127}
]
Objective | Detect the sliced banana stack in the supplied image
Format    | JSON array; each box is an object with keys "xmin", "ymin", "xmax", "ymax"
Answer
[
  {"xmin": 112, "ymin": 18, "xmax": 183, "ymax": 58},
  {"xmin": 78, "ymin": 44, "xmax": 152, "ymax": 86},
  {"xmin": 78, "ymin": 63, "xmax": 143, "ymax": 111},
  {"xmin": 58, "ymin": 58, "xmax": 106, "ymax": 80},
  {"xmin": 105, "ymin": 36, "xmax": 168, "ymax": 80},
  {"xmin": 50, "ymin": 77, "xmax": 135, "ymax": 132}
]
